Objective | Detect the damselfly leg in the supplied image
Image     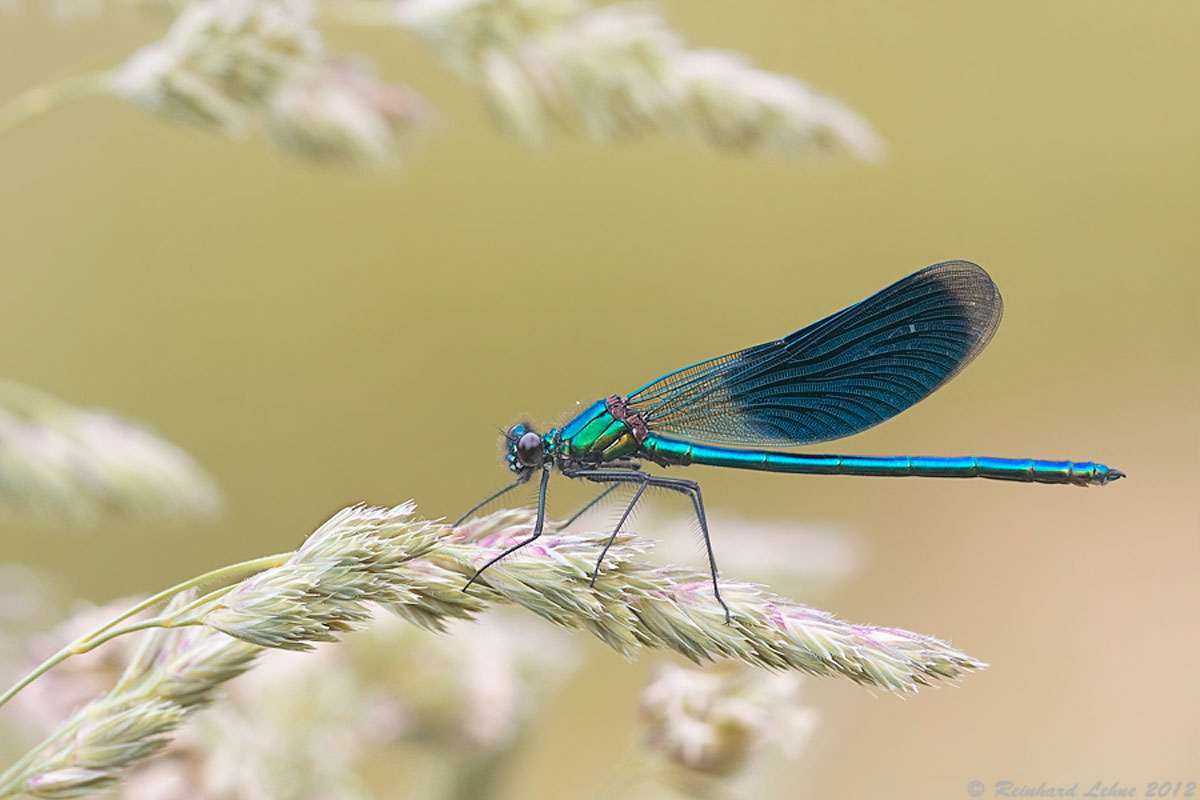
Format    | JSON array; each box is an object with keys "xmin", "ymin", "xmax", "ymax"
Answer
[
  {"xmin": 557, "ymin": 483, "xmax": 622, "ymax": 530},
  {"xmin": 462, "ymin": 465, "xmax": 550, "ymax": 591},
  {"xmin": 453, "ymin": 475, "xmax": 529, "ymax": 527},
  {"xmin": 565, "ymin": 467, "xmax": 730, "ymax": 623}
]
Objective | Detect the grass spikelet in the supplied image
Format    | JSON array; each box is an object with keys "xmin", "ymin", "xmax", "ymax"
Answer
[
  {"xmin": 4, "ymin": 0, "xmax": 879, "ymax": 166},
  {"xmin": 201, "ymin": 504, "xmax": 983, "ymax": 690},
  {"xmin": 3, "ymin": 627, "xmax": 258, "ymax": 798},
  {"xmin": 0, "ymin": 381, "xmax": 220, "ymax": 526},
  {"xmin": 204, "ymin": 502, "xmax": 439, "ymax": 649},
  {"xmin": 640, "ymin": 663, "xmax": 817, "ymax": 780},
  {"xmin": 1, "ymin": 502, "xmax": 981, "ymax": 798},
  {"xmin": 405, "ymin": 1, "xmax": 881, "ymax": 156}
]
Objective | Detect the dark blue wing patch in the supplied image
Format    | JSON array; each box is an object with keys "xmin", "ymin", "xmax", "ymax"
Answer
[{"xmin": 627, "ymin": 260, "xmax": 1003, "ymax": 446}]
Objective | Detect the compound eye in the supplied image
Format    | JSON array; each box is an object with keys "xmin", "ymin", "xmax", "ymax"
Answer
[{"xmin": 516, "ymin": 432, "xmax": 543, "ymax": 466}]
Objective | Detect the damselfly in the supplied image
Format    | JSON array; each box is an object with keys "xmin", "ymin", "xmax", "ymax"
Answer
[{"xmin": 457, "ymin": 261, "xmax": 1123, "ymax": 620}]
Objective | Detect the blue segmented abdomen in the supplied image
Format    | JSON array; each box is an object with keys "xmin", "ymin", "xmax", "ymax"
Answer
[{"xmin": 640, "ymin": 435, "xmax": 1124, "ymax": 487}]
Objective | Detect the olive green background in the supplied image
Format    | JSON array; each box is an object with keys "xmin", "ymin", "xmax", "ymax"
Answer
[{"xmin": 2, "ymin": 2, "xmax": 1197, "ymax": 797}]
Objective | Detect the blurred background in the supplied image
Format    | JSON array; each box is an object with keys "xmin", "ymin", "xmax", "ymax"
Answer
[{"xmin": 1, "ymin": 1, "xmax": 1196, "ymax": 798}]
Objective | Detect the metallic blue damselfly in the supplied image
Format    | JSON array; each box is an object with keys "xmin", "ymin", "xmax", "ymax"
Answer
[{"xmin": 457, "ymin": 261, "xmax": 1124, "ymax": 620}]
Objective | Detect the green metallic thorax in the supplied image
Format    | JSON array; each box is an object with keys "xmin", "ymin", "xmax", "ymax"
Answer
[{"xmin": 556, "ymin": 399, "xmax": 640, "ymax": 463}]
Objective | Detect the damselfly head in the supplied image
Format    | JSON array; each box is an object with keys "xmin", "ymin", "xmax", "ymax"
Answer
[{"xmin": 503, "ymin": 421, "xmax": 544, "ymax": 473}]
